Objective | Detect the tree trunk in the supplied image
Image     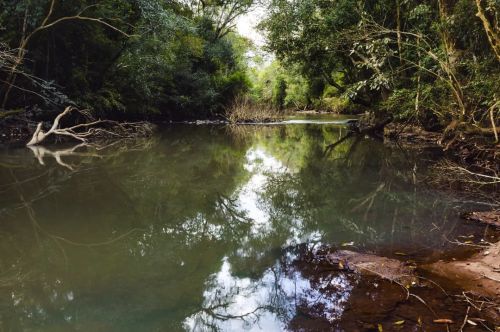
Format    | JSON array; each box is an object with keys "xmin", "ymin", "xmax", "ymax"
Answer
[
  {"xmin": 475, "ymin": 0, "xmax": 500, "ymax": 62},
  {"xmin": 396, "ymin": 0, "xmax": 402, "ymax": 62},
  {"xmin": 415, "ymin": 37, "xmax": 421, "ymax": 115}
]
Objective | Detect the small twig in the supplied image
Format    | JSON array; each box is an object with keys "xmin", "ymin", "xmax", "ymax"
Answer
[
  {"xmin": 410, "ymin": 293, "xmax": 437, "ymax": 317},
  {"xmin": 478, "ymin": 320, "xmax": 495, "ymax": 332},
  {"xmin": 481, "ymin": 273, "xmax": 500, "ymax": 282},
  {"xmin": 488, "ymin": 101, "xmax": 499, "ymax": 143},
  {"xmin": 458, "ymin": 306, "xmax": 470, "ymax": 332}
]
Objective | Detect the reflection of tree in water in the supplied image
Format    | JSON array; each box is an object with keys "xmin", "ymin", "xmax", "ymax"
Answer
[
  {"xmin": 182, "ymin": 125, "xmax": 483, "ymax": 331},
  {"xmin": 0, "ymin": 124, "xmax": 483, "ymax": 331},
  {"xmin": 0, "ymin": 126, "xmax": 255, "ymax": 331},
  {"xmin": 185, "ymin": 244, "xmax": 358, "ymax": 331},
  {"xmin": 255, "ymin": 125, "xmax": 471, "ymax": 251}
]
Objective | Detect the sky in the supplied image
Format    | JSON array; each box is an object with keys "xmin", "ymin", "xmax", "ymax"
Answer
[
  {"xmin": 236, "ymin": 5, "xmax": 267, "ymax": 47},
  {"xmin": 235, "ymin": 4, "xmax": 274, "ymax": 66}
]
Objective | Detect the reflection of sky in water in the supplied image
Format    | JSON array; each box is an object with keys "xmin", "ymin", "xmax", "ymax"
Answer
[
  {"xmin": 0, "ymin": 124, "xmax": 482, "ymax": 332},
  {"xmin": 237, "ymin": 147, "xmax": 321, "ymax": 245},
  {"xmin": 184, "ymin": 147, "xmax": 355, "ymax": 331},
  {"xmin": 239, "ymin": 147, "xmax": 285, "ymax": 236},
  {"xmin": 184, "ymin": 253, "xmax": 354, "ymax": 331}
]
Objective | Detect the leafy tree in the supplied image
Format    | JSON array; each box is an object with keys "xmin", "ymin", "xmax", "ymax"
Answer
[
  {"xmin": 272, "ymin": 76, "xmax": 286, "ymax": 109},
  {"xmin": 0, "ymin": 0, "xmax": 254, "ymax": 119},
  {"xmin": 260, "ymin": 0, "xmax": 500, "ymax": 133}
]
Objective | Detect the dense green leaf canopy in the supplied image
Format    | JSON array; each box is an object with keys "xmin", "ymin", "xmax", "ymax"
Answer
[{"xmin": 0, "ymin": 0, "xmax": 253, "ymax": 118}]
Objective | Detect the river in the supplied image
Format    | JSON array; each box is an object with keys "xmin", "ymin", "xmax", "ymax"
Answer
[{"xmin": 0, "ymin": 115, "xmax": 493, "ymax": 331}]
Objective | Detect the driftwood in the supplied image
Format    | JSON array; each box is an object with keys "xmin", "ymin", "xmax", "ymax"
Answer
[{"xmin": 26, "ymin": 106, "xmax": 153, "ymax": 146}]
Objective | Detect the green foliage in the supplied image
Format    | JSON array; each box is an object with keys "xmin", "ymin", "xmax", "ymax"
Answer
[
  {"xmin": 261, "ymin": 0, "xmax": 500, "ymax": 129},
  {"xmin": 249, "ymin": 61, "xmax": 308, "ymax": 110},
  {"xmin": 0, "ymin": 0, "xmax": 253, "ymax": 119},
  {"xmin": 318, "ymin": 96, "xmax": 351, "ymax": 114},
  {"xmin": 379, "ymin": 89, "xmax": 417, "ymax": 121},
  {"xmin": 1, "ymin": 0, "xmax": 499, "ymax": 128},
  {"xmin": 272, "ymin": 77, "xmax": 287, "ymax": 109}
]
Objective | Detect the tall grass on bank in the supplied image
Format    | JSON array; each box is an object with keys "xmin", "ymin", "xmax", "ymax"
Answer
[{"xmin": 225, "ymin": 97, "xmax": 284, "ymax": 123}]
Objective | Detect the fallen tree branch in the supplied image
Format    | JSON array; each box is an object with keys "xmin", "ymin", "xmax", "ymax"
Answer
[
  {"xmin": 26, "ymin": 106, "xmax": 153, "ymax": 146},
  {"xmin": 27, "ymin": 143, "xmax": 102, "ymax": 170},
  {"xmin": 324, "ymin": 116, "xmax": 393, "ymax": 155}
]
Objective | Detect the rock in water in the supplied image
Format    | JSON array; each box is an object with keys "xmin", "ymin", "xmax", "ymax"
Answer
[{"xmin": 327, "ymin": 250, "xmax": 417, "ymax": 287}]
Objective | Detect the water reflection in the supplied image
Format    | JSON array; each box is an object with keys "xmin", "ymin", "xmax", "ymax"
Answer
[
  {"xmin": 185, "ymin": 247, "xmax": 355, "ymax": 332},
  {"xmin": 239, "ymin": 148, "xmax": 287, "ymax": 236},
  {"xmin": 0, "ymin": 123, "xmax": 481, "ymax": 331}
]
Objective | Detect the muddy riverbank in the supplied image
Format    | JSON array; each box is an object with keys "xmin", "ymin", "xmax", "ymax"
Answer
[{"xmin": 300, "ymin": 229, "xmax": 500, "ymax": 330}]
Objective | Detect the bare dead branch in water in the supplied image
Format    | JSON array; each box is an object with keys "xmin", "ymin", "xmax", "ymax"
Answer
[
  {"xmin": 26, "ymin": 106, "xmax": 153, "ymax": 146},
  {"xmin": 458, "ymin": 306, "xmax": 470, "ymax": 332},
  {"xmin": 27, "ymin": 143, "xmax": 101, "ymax": 170},
  {"xmin": 426, "ymin": 157, "xmax": 500, "ymax": 206},
  {"xmin": 455, "ymin": 291, "xmax": 499, "ymax": 329},
  {"xmin": 22, "ymin": 138, "xmax": 157, "ymax": 173},
  {"xmin": 443, "ymin": 234, "xmax": 492, "ymax": 248},
  {"xmin": 431, "ymin": 159, "xmax": 499, "ymax": 186}
]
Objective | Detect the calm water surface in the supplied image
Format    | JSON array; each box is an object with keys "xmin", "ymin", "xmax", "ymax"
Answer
[{"xmin": 0, "ymin": 118, "xmax": 484, "ymax": 331}]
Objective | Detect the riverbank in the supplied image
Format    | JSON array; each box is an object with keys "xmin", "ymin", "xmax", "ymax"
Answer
[
  {"xmin": 382, "ymin": 123, "xmax": 500, "ymax": 321},
  {"xmin": 422, "ymin": 240, "xmax": 500, "ymax": 298},
  {"xmin": 302, "ymin": 219, "xmax": 500, "ymax": 329},
  {"xmin": 385, "ymin": 123, "xmax": 499, "ymax": 204},
  {"xmin": 3, "ymin": 111, "xmax": 498, "ymax": 202},
  {"xmin": 0, "ymin": 112, "xmax": 32, "ymax": 145}
]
